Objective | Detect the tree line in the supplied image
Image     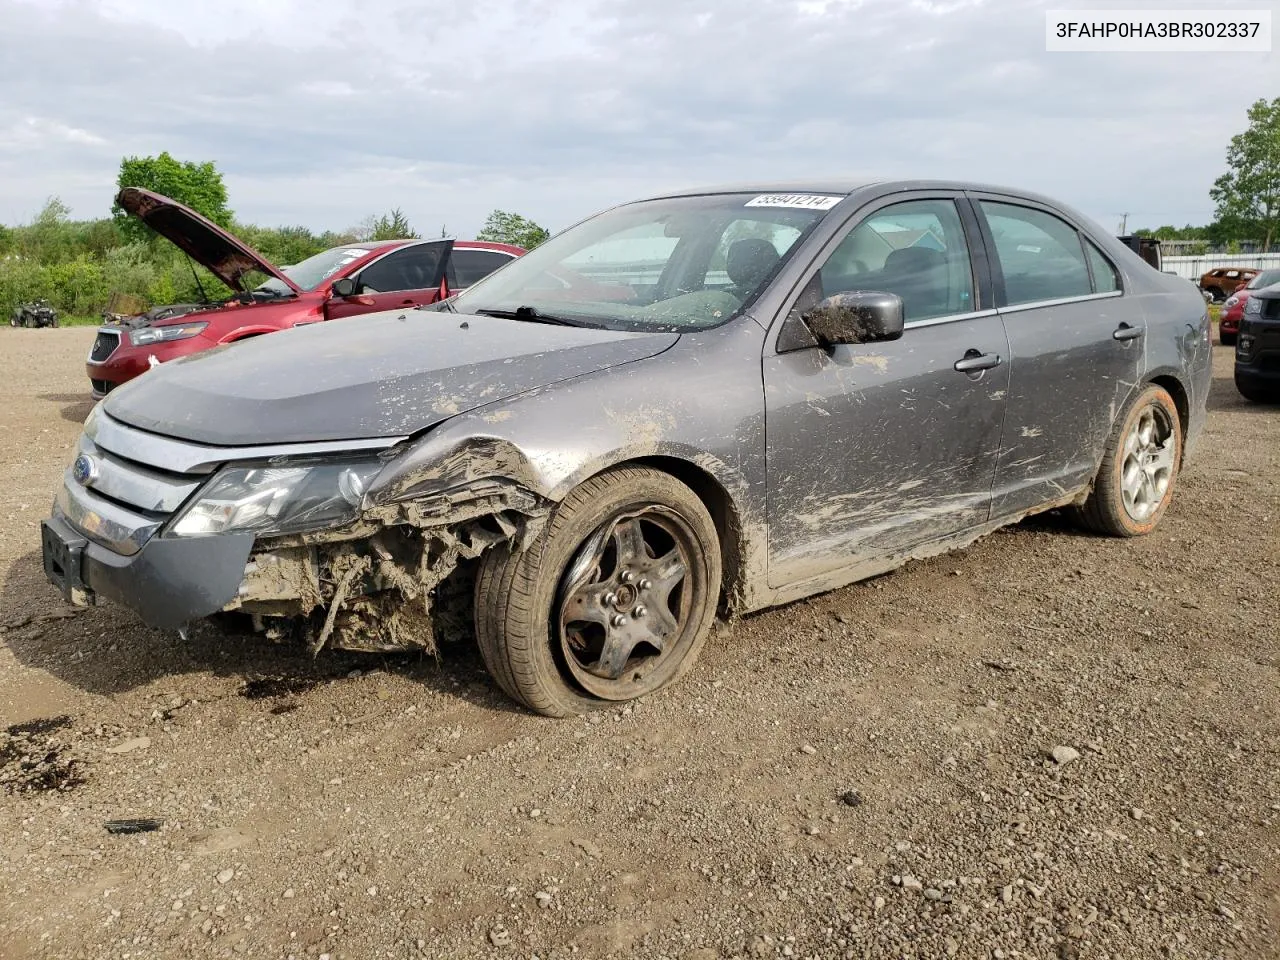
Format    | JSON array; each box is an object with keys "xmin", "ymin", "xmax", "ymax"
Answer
[
  {"xmin": 3, "ymin": 96, "xmax": 1274, "ymax": 319},
  {"xmin": 0, "ymin": 152, "xmax": 550, "ymax": 321},
  {"xmin": 1135, "ymin": 96, "xmax": 1279, "ymax": 254}
]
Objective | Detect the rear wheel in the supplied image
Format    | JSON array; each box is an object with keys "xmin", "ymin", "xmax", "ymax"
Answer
[
  {"xmin": 1074, "ymin": 384, "xmax": 1181, "ymax": 537},
  {"xmin": 475, "ymin": 467, "xmax": 721, "ymax": 717}
]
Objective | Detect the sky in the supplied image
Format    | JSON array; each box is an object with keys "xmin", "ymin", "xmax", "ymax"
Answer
[{"xmin": 0, "ymin": 0, "xmax": 1274, "ymax": 237}]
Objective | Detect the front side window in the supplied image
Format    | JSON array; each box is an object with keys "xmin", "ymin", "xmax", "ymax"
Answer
[
  {"xmin": 980, "ymin": 201, "xmax": 1091, "ymax": 305},
  {"xmin": 359, "ymin": 244, "xmax": 445, "ymax": 293},
  {"xmin": 449, "ymin": 193, "xmax": 837, "ymax": 332},
  {"xmin": 798, "ymin": 198, "xmax": 974, "ymax": 322}
]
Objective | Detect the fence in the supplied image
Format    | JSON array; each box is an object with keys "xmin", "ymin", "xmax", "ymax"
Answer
[{"xmin": 1161, "ymin": 252, "xmax": 1280, "ymax": 280}]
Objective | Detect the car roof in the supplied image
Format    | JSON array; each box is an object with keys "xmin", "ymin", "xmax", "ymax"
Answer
[{"xmin": 636, "ymin": 178, "xmax": 1078, "ymax": 208}]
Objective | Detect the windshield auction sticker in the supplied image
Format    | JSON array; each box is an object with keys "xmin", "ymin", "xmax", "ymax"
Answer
[
  {"xmin": 745, "ymin": 194, "xmax": 843, "ymax": 210},
  {"xmin": 1046, "ymin": 9, "xmax": 1271, "ymax": 51}
]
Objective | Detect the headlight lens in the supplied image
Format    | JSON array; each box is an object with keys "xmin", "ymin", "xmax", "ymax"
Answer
[
  {"xmin": 130, "ymin": 321, "xmax": 209, "ymax": 347},
  {"xmin": 1224, "ymin": 296, "xmax": 1239, "ymax": 308},
  {"xmin": 169, "ymin": 459, "xmax": 383, "ymax": 537},
  {"xmin": 1244, "ymin": 297, "xmax": 1262, "ymax": 316}
]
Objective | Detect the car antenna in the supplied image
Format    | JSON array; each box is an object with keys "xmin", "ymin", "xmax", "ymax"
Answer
[{"xmin": 185, "ymin": 254, "xmax": 210, "ymax": 303}]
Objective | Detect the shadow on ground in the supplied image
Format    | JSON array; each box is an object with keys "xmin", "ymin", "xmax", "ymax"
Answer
[
  {"xmin": 37, "ymin": 392, "xmax": 95, "ymax": 425},
  {"xmin": 1, "ymin": 549, "xmax": 525, "ymax": 716}
]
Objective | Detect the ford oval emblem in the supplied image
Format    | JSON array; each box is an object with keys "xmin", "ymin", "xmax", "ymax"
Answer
[{"xmin": 72, "ymin": 454, "xmax": 99, "ymax": 486}]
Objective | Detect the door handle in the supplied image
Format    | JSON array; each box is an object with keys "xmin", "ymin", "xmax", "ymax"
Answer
[
  {"xmin": 953, "ymin": 350, "xmax": 1002, "ymax": 373},
  {"xmin": 1113, "ymin": 322, "xmax": 1144, "ymax": 341}
]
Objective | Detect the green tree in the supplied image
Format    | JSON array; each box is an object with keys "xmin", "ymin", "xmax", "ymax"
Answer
[
  {"xmin": 113, "ymin": 152, "xmax": 233, "ymax": 244},
  {"xmin": 356, "ymin": 208, "xmax": 420, "ymax": 242},
  {"xmin": 1210, "ymin": 97, "xmax": 1280, "ymax": 251},
  {"xmin": 476, "ymin": 210, "xmax": 550, "ymax": 250}
]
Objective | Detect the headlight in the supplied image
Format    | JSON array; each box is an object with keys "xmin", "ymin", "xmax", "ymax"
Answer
[
  {"xmin": 1244, "ymin": 297, "xmax": 1262, "ymax": 316},
  {"xmin": 169, "ymin": 459, "xmax": 384, "ymax": 537},
  {"xmin": 1225, "ymin": 296, "xmax": 1239, "ymax": 308},
  {"xmin": 130, "ymin": 321, "xmax": 209, "ymax": 347}
]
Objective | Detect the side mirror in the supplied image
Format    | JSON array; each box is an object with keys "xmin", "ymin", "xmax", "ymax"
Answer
[
  {"xmin": 331, "ymin": 277, "xmax": 357, "ymax": 298},
  {"xmin": 802, "ymin": 291, "xmax": 904, "ymax": 346}
]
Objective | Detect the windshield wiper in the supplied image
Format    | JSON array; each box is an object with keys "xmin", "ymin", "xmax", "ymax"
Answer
[{"xmin": 473, "ymin": 305, "xmax": 600, "ymax": 328}]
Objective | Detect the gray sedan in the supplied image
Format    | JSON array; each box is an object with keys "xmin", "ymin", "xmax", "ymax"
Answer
[{"xmin": 42, "ymin": 179, "xmax": 1212, "ymax": 716}]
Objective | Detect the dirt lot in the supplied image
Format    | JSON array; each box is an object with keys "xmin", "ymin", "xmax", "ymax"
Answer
[{"xmin": 0, "ymin": 327, "xmax": 1276, "ymax": 960}]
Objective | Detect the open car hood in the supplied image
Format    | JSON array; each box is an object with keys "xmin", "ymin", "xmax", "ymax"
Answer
[{"xmin": 116, "ymin": 187, "xmax": 300, "ymax": 294}]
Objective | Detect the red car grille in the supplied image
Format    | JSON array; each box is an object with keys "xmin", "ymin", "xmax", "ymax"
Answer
[{"xmin": 90, "ymin": 329, "xmax": 121, "ymax": 362}]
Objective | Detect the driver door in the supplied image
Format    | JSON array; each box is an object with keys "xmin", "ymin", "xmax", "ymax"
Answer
[
  {"xmin": 762, "ymin": 195, "xmax": 1010, "ymax": 589},
  {"xmin": 326, "ymin": 240, "xmax": 453, "ymax": 320}
]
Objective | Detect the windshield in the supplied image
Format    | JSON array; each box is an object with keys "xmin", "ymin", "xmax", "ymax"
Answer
[
  {"xmin": 1245, "ymin": 269, "xmax": 1280, "ymax": 290},
  {"xmin": 256, "ymin": 245, "xmax": 373, "ymax": 295},
  {"xmin": 449, "ymin": 193, "xmax": 841, "ymax": 331}
]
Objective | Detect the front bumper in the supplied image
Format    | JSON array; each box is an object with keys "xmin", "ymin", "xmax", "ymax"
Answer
[
  {"xmin": 1234, "ymin": 313, "xmax": 1280, "ymax": 395},
  {"xmin": 87, "ymin": 330, "xmax": 218, "ymax": 398},
  {"xmin": 42, "ymin": 510, "xmax": 254, "ymax": 629}
]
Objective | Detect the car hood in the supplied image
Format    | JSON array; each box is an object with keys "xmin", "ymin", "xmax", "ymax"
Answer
[
  {"xmin": 103, "ymin": 311, "xmax": 680, "ymax": 445},
  {"xmin": 116, "ymin": 187, "xmax": 300, "ymax": 294}
]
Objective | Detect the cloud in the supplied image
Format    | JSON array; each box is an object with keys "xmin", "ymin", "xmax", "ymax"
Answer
[{"xmin": 0, "ymin": 0, "xmax": 1274, "ymax": 233}]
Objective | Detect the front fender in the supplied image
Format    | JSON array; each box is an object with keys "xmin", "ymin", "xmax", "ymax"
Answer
[
  {"xmin": 216, "ymin": 324, "xmax": 283, "ymax": 343},
  {"xmin": 367, "ymin": 325, "xmax": 763, "ymax": 512}
]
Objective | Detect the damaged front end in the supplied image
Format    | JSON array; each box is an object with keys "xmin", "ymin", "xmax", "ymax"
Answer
[
  {"xmin": 43, "ymin": 406, "xmax": 553, "ymax": 654},
  {"xmin": 225, "ymin": 478, "xmax": 550, "ymax": 654}
]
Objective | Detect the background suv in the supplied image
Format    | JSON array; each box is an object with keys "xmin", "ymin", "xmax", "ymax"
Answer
[{"xmin": 1219, "ymin": 268, "xmax": 1280, "ymax": 346}]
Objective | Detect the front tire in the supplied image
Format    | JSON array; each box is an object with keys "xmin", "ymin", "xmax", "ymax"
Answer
[
  {"xmin": 475, "ymin": 466, "xmax": 721, "ymax": 717},
  {"xmin": 1074, "ymin": 384, "xmax": 1181, "ymax": 537}
]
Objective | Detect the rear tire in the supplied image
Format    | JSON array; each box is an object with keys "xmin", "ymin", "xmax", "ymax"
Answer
[
  {"xmin": 475, "ymin": 466, "xmax": 721, "ymax": 717},
  {"xmin": 1074, "ymin": 384, "xmax": 1181, "ymax": 537}
]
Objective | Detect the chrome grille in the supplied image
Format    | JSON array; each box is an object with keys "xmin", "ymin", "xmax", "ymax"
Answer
[{"xmin": 89, "ymin": 328, "xmax": 121, "ymax": 363}]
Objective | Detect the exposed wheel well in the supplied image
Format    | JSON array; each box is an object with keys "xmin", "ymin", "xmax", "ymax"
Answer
[
  {"xmin": 621, "ymin": 456, "xmax": 744, "ymax": 611},
  {"xmin": 1148, "ymin": 374, "xmax": 1189, "ymax": 461}
]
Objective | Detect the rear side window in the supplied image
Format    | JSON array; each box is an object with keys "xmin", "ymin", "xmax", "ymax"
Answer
[
  {"xmin": 980, "ymin": 201, "xmax": 1092, "ymax": 306},
  {"xmin": 451, "ymin": 249, "xmax": 515, "ymax": 287},
  {"xmin": 1084, "ymin": 239, "xmax": 1120, "ymax": 293}
]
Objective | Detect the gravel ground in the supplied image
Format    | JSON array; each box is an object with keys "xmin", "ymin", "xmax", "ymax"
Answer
[{"xmin": 0, "ymin": 327, "xmax": 1276, "ymax": 960}]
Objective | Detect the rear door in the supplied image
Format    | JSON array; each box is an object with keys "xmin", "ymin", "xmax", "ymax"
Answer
[
  {"xmin": 326, "ymin": 241, "xmax": 453, "ymax": 319},
  {"xmin": 970, "ymin": 194, "xmax": 1141, "ymax": 519}
]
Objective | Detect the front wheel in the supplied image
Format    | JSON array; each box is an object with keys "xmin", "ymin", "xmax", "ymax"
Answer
[
  {"xmin": 475, "ymin": 466, "xmax": 721, "ymax": 717},
  {"xmin": 1074, "ymin": 384, "xmax": 1182, "ymax": 537}
]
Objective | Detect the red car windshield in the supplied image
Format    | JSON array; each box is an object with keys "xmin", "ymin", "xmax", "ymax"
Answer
[
  {"xmin": 256, "ymin": 246, "xmax": 375, "ymax": 295},
  {"xmin": 1245, "ymin": 269, "xmax": 1280, "ymax": 290}
]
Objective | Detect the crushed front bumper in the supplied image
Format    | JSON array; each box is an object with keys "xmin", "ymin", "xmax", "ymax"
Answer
[{"xmin": 42, "ymin": 509, "xmax": 254, "ymax": 629}]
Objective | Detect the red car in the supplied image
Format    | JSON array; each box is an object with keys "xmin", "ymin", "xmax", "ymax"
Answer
[
  {"xmin": 1219, "ymin": 268, "xmax": 1280, "ymax": 346},
  {"xmin": 88, "ymin": 188, "xmax": 524, "ymax": 397}
]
